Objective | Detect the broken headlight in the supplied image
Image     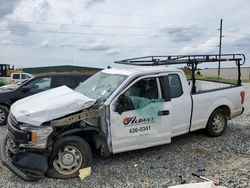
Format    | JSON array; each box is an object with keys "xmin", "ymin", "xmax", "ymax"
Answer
[{"xmin": 20, "ymin": 125, "xmax": 53, "ymax": 149}]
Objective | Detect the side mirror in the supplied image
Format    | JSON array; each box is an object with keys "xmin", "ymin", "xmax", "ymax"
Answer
[
  {"xmin": 115, "ymin": 95, "xmax": 134, "ymax": 114},
  {"xmin": 115, "ymin": 95, "xmax": 125, "ymax": 114},
  {"xmin": 21, "ymin": 86, "xmax": 31, "ymax": 92}
]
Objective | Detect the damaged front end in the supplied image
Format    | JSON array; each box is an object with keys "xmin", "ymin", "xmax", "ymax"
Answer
[
  {"xmin": 1, "ymin": 71, "xmax": 128, "ymax": 181},
  {"xmin": 1, "ymin": 114, "xmax": 51, "ymax": 181},
  {"xmin": 1, "ymin": 105, "xmax": 110, "ymax": 181}
]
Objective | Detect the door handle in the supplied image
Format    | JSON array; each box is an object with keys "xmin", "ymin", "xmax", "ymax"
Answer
[{"xmin": 158, "ymin": 110, "xmax": 170, "ymax": 116}]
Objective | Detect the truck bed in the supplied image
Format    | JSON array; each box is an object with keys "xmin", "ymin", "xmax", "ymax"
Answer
[
  {"xmin": 188, "ymin": 79, "xmax": 236, "ymax": 93},
  {"xmin": 188, "ymin": 79, "xmax": 244, "ymax": 132}
]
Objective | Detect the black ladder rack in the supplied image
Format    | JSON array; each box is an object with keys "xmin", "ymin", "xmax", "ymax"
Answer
[
  {"xmin": 114, "ymin": 54, "xmax": 245, "ymax": 66},
  {"xmin": 114, "ymin": 54, "xmax": 246, "ymax": 92}
]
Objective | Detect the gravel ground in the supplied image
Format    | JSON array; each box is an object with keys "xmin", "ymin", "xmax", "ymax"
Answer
[{"xmin": 0, "ymin": 85, "xmax": 249, "ymax": 188}]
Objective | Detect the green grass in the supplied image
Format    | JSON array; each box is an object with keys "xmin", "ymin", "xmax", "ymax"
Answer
[
  {"xmin": 0, "ymin": 78, "xmax": 7, "ymax": 86},
  {"xmin": 185, "ymin": 74, "xmax": 250, "ymax": 84}
]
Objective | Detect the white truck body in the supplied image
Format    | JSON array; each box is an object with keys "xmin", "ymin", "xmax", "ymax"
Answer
[
  {"xmin": 2, "ymin": 54, "xmax": 245, "ymax": 181},
  {"xmin": 10, "ymin": 66, "xmax": 244, "ymax": 153}
]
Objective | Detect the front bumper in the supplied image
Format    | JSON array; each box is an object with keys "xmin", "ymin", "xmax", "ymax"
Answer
[
  {"xmin": 0, "ymin": 132, "xmax": 40, "ymax": 181},
  {"xmin": 1, "ymin": 119, "xmax": 50, "ymax": 181}
]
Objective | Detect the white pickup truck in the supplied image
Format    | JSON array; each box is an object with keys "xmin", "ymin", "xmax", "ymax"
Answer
[
  {"xmin": 1, "ymin": 54, "xmax": 245, "ymax": 181},
  {"xmin": 0, "ymin": 72, "xmax": 33, "ymax": 85}
]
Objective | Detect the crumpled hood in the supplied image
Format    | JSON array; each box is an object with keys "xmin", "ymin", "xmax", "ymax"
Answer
[{"xmin": 11, "ymin": 86, "xmax": 96, "ymax": 126}]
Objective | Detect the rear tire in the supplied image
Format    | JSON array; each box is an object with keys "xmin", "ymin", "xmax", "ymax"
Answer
[
  {"xmin": 0, "ymin": 105, "xmax": 9, "ymax": 126},
  {"xmin": 206, "ymin": 109, "xmax": 227, "ymax": 137},
  {"xmin": 47, "ymin": 136, "xmax": 92, "ymax": 179}
]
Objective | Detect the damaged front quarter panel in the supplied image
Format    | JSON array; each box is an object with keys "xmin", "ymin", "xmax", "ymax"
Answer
[{"xmin": 51, "ymin": 104, "xmax": 111, "ymax": 156}]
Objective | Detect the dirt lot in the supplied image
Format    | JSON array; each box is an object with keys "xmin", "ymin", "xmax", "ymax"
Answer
[{"xmin": 0, "ymin": 85, "xmax": 249, "ymax": 188}]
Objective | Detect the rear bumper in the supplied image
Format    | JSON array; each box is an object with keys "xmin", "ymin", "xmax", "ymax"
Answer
[
  {"xmin": 230, "ymin": 107, "xmax": 245, "ymax": 119},
  {"xmin": 0, "ymin": 132, "xmax": 49, "ymax": 181}
]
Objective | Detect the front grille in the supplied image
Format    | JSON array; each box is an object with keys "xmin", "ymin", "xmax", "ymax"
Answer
[
  {"xmin": 7, "ymin": 114, "xmax": 28, "ymax": 144},
  {"xmin": 8, "ymin": 113, "xmax": 19, "ymax": 129}
]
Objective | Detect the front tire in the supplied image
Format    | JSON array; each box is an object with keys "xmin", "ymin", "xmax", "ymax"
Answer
[
  {"xmin": 206, "ymin": 109, "xmax": 227, "ymax": 137},
  {"xmin": 0, "ymin": 105, "xmax": 9, "ymax": 126},
  {"xmin": 47, "ymin": 136, "xmax": 92, "ymax": 179}
]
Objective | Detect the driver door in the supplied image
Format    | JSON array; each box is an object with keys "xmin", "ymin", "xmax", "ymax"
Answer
[{"xmin": 110, "ymin": 76, "xmax": 172, "ymax": 153}]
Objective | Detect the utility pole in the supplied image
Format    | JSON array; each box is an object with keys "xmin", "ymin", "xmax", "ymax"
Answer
[{"xmin": 218, "ymin": 19, "xmax": 223, "ymax": 79}]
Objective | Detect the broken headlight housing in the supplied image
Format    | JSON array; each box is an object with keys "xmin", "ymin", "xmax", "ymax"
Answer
[{"xmin": 20, "ymin": 125, "xmax": 53, "ymax": 149}]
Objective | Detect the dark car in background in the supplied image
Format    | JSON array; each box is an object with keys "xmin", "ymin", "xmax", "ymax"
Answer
[{"xmin": 0, "ymin": 73, "xmax": 92, "ymax": 125}]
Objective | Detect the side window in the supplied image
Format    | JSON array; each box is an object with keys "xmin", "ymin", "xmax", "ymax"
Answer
[
  {"xmin": 21, "ymin": 74, "xmax": 31, "ymax": 79},
  {"xmin": 26, "ymin": 77, "xmax": 52, "ymax": 92},
  {"xmin": 52, "ymin": 76, "xmax": 76, "ymax": 89},
  {"xmin": 117, "ymin": 78, "xmax": 159, "ymax": 112},
  {"xmin": 125, "ymin": 78, "xmax": 158, "ymax": 100},
  {"xmin": 12, "ymin": 74, "xmax": 20, "ymax": 80},
  {"xmin": 168, "ymin": 74, "xmax": 183, "ymax": 98}
]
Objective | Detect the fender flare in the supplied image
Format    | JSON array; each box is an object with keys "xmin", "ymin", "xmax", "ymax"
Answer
[
  {"xmin": 56, "ymin": 126, "xmax": 98, "ymax": 139},
  {"xmin": 0, "ymin": 99, "xmax": 12, "ymax": 108},
  {"xmin": 205, "ymin": 97, "xmax": 232, "ymax": 126}
]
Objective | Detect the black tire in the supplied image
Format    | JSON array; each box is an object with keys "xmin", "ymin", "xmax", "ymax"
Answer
[
  {"xmin": 0, "ymin": 105, "xmax": 9, "ymax": 126},
  {"xmin": 205, "ymin": 109, "xmax": 227, "ymax": 137},
  {"xmin": 47, "ymin": 136, "xmax": 92, "ymax": 179}
]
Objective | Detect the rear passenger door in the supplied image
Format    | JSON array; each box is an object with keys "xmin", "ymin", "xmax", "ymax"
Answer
[{"xmin": 166, "ymin": 73, "xmax": 192, "ymax": 136}]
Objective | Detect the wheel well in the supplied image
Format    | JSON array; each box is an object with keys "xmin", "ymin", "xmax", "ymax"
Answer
[
  {"xmin": 213, "ymin": 105, "xmax": 231, "ymax": 119},
  {"xmin": 0, "ymin": 103, "xmax": 10, "ymax": 108},
  {"xmin": 58, "ymin": 129, "xmax": 101, "ymax": 151}
]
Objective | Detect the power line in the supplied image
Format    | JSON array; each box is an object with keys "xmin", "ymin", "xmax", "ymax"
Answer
[
  {"xmin": 0, "ymin": 42, "xmax": 217, "ymax": 49},
  {"xmin": 225, "ymin": 31, "xmax": 250, "ymax": 37},
  {"xmin": 0, "ymin": 28, "xmax": 150, "ymax": 38},
  {"xmin": 0, "ymin": 28, "xmax": 216, "ymax": 39},
  {"xmin": 0, "ymin": 19, "xmax": 210, "ymax": 31}
]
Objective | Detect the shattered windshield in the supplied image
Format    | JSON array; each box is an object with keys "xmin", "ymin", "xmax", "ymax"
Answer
[{"xmin": 75, "ymin": 71, "xmax": 127, "ymax": 104}]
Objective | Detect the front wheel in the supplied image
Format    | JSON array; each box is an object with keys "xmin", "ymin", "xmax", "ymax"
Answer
[
  {"xmin": 47, "ymin": 136, "xmax": 92, "ymax": 179},
  {"xmin": 205, "ymin": 109, "xmax": 227, "ymax": 137}
]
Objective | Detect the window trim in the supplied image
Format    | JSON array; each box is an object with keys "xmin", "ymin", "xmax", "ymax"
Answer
[{"xmin": 159, "ymin": 76, "xmax": 171, "ymax": 102}]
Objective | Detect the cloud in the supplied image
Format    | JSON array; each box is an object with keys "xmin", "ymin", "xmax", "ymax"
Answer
[
  {"xmin": 159, "ymin": 26, "xmax": 203, "ymax": 42},
  {"xmin": 77, "ymin": 44, "xmax": 110, "ymax": 51},
  {"xmin": 85, "ymin": 0, "xmax": 106, "ymax": 9},
  {"xmin": 37, "ymin": 0, "xmax": 50, "ymax": 9},
  {"xmin": 77, "ymin": 38, "xmax": 115, "ymax": 52},
  {"xmin": 6, "ymin": 22, "xmax": 30, "ymax": 36},
  {"xmin": 105, "ymin": 48, "xmax": 121, "ymax": 55},
  {"xmin": 76, "ymin": 38, "xmax": 120, "ymax": 55},
  {"xmin": 0, "ymin": 0, "xmax": 22, "ymax": 18},
  {"xmin": 180, "ymin": 37, "xmax": 218, "ymax": 54},
  {"xmin": 38, "ymin": 40, "xmax": 53, "ymax": 49},
  {"xmin": 231, "ymin": 35, "xmax": 250, "ymax": 48}
]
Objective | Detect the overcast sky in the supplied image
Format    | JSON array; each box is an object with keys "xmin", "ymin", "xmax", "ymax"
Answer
[{"xmin": 0, "ymin": 0, "xmax": 249, "ymax": 69}]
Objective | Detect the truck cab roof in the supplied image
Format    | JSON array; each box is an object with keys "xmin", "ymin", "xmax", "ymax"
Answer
[{"xmin": 103, "ymin": 66, "xmax": 181, "ymax": 76}]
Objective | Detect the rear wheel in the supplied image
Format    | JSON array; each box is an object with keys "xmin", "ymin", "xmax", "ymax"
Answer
[
  {"xmin": 47, "ymin": 136, "xmax": 92, "ymax": 179},
  {"xmin": 206, "ymin": 109, "xmax": 227, "ymax": 137},
  {"xmin": 0, "ymin": 105, "xmax": 9, "ymax": 126}
]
